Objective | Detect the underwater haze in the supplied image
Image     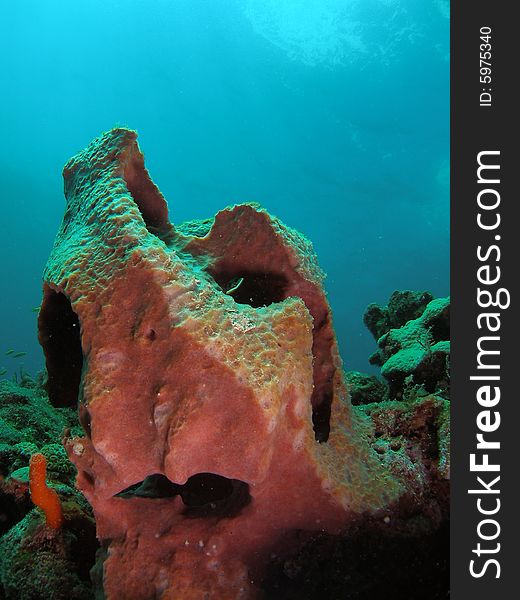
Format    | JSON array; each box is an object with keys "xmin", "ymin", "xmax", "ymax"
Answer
[{"xmin": 0, "ymin": 0, "xmax": 449, "ymax": 378}]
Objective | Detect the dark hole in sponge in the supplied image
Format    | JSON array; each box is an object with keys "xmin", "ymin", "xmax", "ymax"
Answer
[
  {"xmin": 115, "ymin": 472, "xmax": 251, "ymax": 519},
  {"xmin": 312, "ymin": 392, "xmax": 333, "ymax": 443},
  {"xmin": 79, "ymin": 405, "xmax": 92, "ymax": 439},
  {"xmin": 213, "ymin": 270, "xmax": 288, "ymax": 308},
  {"xmin": 310, "ymin": 313, "xmax": 336, "ymax": 443},
  {"xmin": 38, "ymin": 287, "xmax": 83, "ymax": 408}
]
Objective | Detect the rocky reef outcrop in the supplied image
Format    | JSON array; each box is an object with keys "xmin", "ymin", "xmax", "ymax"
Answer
[
  {"xmin": 363, "ymin": 290, "xmax": 434, "ymax": 341},
  {"xmin": 355, "ymin": 291, "xmax": 450, "ymax": 503},
  {"xmin": 365, "ymin": 291, "xmax": 450, "ymax": 399}
]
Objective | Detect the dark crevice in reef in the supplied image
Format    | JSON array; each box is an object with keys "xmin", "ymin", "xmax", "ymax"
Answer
[
  {"xmin": 115, "ymin": 472, "xmax": 251, "ymax": 518},
  {"xmin": 212, "ymin": 269, "xmax": 289, "ymax": 308},
  {"xmin": 0, "ymin": 487, "xmax": 33, "ymax": 536},
  {"xmin": 123, "ymin": 150, "xmax": 173, "ymax": 243},
  {"xmin": 38, "ymin": 286, "xmax": 83, "ymax": 408}
]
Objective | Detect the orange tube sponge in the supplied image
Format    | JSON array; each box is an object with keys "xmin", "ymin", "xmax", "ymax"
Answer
[{"xmin": 29, "ymin": 453, "xmax": 64, "ymax": 530}]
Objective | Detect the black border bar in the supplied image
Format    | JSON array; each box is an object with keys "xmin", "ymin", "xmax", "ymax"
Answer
[{"xmin": 451, "ymin": 2, "xmax": 518, "ymax": 597}]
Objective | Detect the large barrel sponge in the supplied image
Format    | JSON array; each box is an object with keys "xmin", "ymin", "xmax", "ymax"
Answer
[{"xmin": 38, "ymin": 128, "xmax": 413, "ymax": 599}]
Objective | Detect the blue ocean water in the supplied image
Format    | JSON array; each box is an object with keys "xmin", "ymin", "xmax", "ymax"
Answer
[{"xmin": 0, "ymin": 0, "xmax": 449, "ymax": 379}]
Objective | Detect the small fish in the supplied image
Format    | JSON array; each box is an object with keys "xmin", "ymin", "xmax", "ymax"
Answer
[
  {"xmin": 5, "ymin": 349, "xmax": 14, "ymax": 356},
  {"xmin": 225, "ymin": 277, "xmax": 244, "ymax": 296},
  {"xmin": 11, "ymin": 352, "xmax": 26, "ymax": 359},
  {"xmin": 0, "ymin": 368, "xmax": 7, "ymax": 377},
  {"xmin": 31, "ymin": 305, "xmax": 41, "ymax": 313}
]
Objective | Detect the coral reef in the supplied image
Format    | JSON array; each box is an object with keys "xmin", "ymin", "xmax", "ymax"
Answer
[
  {"xmin": 0, "ymin": 129, "xmax": 449, "ymax": 599},
  {"xmin": 365, "ymin": 293, "xmax": 450, "ymax": 398},
  {"xmin": 0, "ymin": 377, "xmax": 78, "ymax": 500},
  {"xmin": 363, "ymin": 290, "xmax": 434, "ymax": 341},
  {"xmin": 0, "ymin": 508, "xmax": 95, "ymax": 600},
  {"xmin": 355, "ymin": 292, "xmax": 450, "ymax": 518},
  {"xmin": 29, "ymin": 128, "xmax": 447, "ymax": 600},
  {"xmin": 344, "ymin": 371, "xmax": 388, "ymax": 406},
  {"xmin": 0, "ymin": 377, "xmax": 97, "ymax": 599}
]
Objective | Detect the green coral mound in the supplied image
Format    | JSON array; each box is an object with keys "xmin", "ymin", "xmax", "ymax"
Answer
[
  {"xmin": 368, "ymin": 295, "xmax": 450, "ymax": 398},
  {"xmin": 351, "ymin": 292, "xmax": 450, "ymax": 403},
  {"xmin": 348, "ymin": 291, "xmax": 450, "ymax": 497},
  {"xmin": 364, "ymin": 290, "xmax": 434, "ymax": 341},
  {"xmin": 0, "ymin": 510, "xmax": 93, "ymax": 600},
  {"xmin": 345, "ymin": 371, "xmax": 388, "ymax": 405},
  {"xmin": 0, "ymin": 376, "xmax": 97, "ymax": 599},
  {"xmin": 0, "ymin": 378, "xmax": 81, "ymax": 483}
]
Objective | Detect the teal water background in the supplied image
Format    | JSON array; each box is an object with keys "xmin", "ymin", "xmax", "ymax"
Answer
[{"xmin": 0, "ymin": 0, "xmax": 449, "ymax": 378}]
